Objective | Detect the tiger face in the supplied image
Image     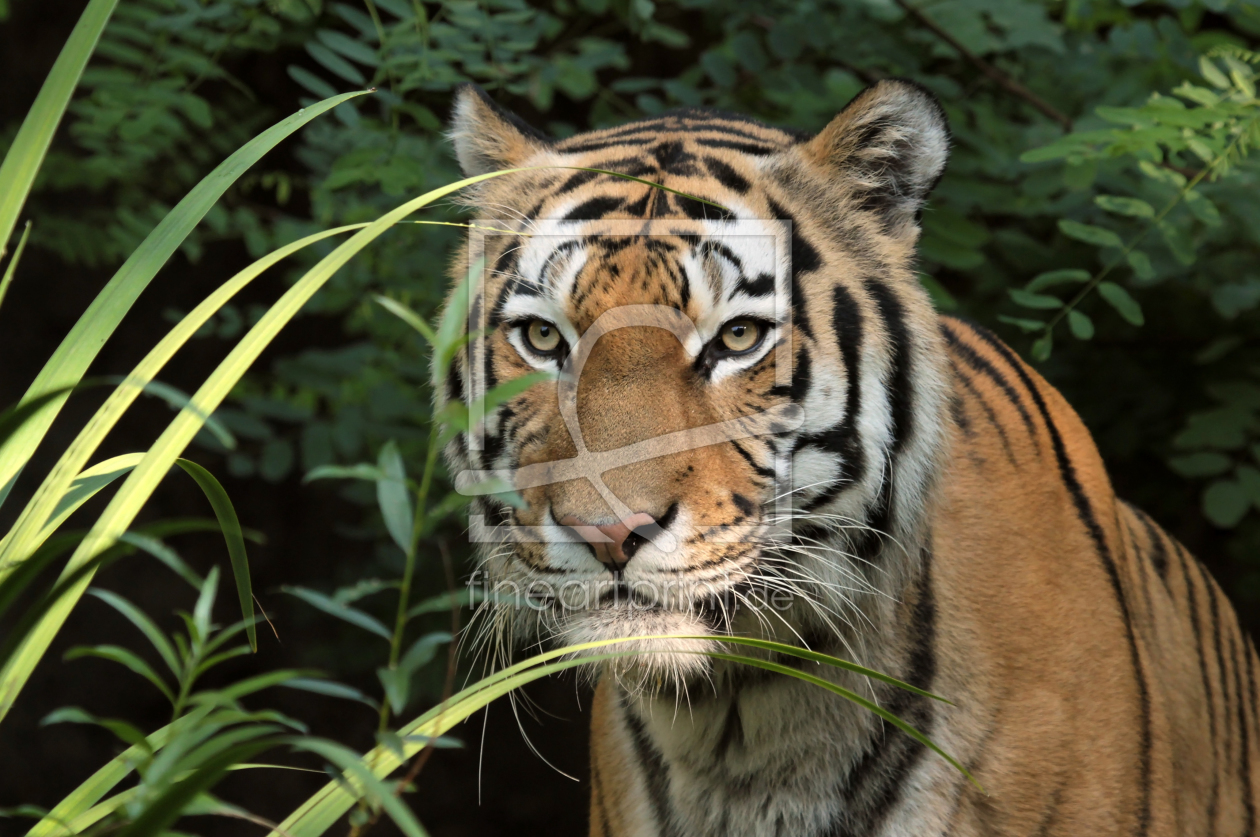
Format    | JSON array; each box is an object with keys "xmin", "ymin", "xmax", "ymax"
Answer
[{"xmin": 441, "ymin": 80, "xmax": 953, "ymax": 690}]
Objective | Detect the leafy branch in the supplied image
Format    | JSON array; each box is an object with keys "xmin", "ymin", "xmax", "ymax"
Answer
[{"xmin": 1006, "ymin": 51, "xmax": 1260, "ymax": 360}]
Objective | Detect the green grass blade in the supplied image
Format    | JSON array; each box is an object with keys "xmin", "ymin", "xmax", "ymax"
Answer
[
  {"xmin": 172, "ymin": 459, "xmax": 255, "ymax": 651},
  {"xmin": 268, "ymin": 632, "xmax": 971, "ymax": 835},
  {"xmin": 0, "ymin": 221, "xmax": 31, "ymax": 314},
  {"xmin": 32, "ymin": 454, "xmax": 144, "ymax": 542},
  {"xmin": 701, "ymin": 651, "xmax": 980, "ymax": 789},
  {"xmin": 113, "ymin": 738, "xmax": 282, "ymax": 837},
  {"xmin": 676, "ymin": 635, "xmax": 952, "ymax": 703},
  {"xmin": 0, "ymin": 225, "xmax": 367, "ymax": 580},
  {"xmin": 0, "ymin": 0, "xmax": 117, "ymax": 262},
  {"xmin": 0, "ymin": 91, "xmax": 369, "ymax": 504},
  {"xmin": 269, "ymin": 652, "xmax": 628, "ymax": 837},
  {"xmin": 0, "ymin": 167, "xmax": 516, "ymax": 724}
]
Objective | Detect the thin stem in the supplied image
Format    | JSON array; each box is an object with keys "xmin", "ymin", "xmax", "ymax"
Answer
[
  {"xmin": 894, "ymin": 0, "xmax": 1072, "ymax": 129},
  {"xmin": 377, "ymin": 421, "xmax": 442, "ymax": 734}
]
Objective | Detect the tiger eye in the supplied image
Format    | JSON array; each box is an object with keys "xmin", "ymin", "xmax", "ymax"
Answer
[
  {"xmin": 719, "ymin": 319, "xmax": 761, "ymax": 353},
  {"xmin": 526, "ymin": 320, "xmax": 561, "ymax": 353}
]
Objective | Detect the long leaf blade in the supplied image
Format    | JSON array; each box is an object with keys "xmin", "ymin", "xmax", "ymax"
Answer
[
  {"xmin": 0, "ymin": 90, "xmax": 369, "ymax": 505},
  {"xmin": 0, "ymin": 0, "xmax": 118, "ymax": 261},
  {"xmin": 173, "ymin": 460, "xmax": 255, "ymax": 651}
]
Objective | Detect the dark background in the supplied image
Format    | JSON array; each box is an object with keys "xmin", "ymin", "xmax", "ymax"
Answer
[{"xmin": 3, "ymin": 0, "xmax": 1259, "ymax": 834}]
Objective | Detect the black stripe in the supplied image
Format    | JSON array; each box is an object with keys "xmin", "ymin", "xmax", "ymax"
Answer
[
  {"xmin": 621, "ymin": 700, "xmax": 679, "ymax": 837},
  {"xmin": 766, "ymin": 198, "xmax": 819, "ymax": 341},
  {"xmin": 789, "ymin": 346, "xmax": 811, "ymax": 402},
  {"xmin": 949, "ymin": 359, "xmax": 1016, "ymax": 466},
  {"xmin": 734, "ymin": 272, "xmax": 775, "ymax": 297},
  {"xmin": 1190, "ymin": 554, "xmax": 1223, "ymax": 832},
  {"xmin": 717, "ymin": 698, "xmax": 744, "ymax": 755},
  {"xmin": 556, "ymin": 169, "xmax": 599, "ymax": 193},
  {"xmin": 560, "ymin": 117, "xmax": 791, "ymax": 146},
  {"xmin": 940, "ymin": 322, "xmax": 1038, "ymax": 442},
  {"xmin": 800, "ymin": 285, "xmax": 867, "ymax": 513},
  {"xmin": 704, "ymin": 155, "xmax": 751, "ymax": 194},
  {"xmin": 865, "ymin": 280, "xmax": 913, "ymax": 457},
  {"xmin": 962, "ymin": 320, "xmax": 1152, "ymax": 835},
  {"xmin": 1133, "ymin": 508, "xmax": 1170, "ymax": 584},
  {"xmin": 731, "ymin": 439, "xmax": 775, "ymax": 479},
  {"xmin": 692, "ymin": 137, "xmax": 777, "ymax": 155},
  {"xmin": 675, "ymin": 193, "xmax": 735, "ymax": 222},
  {"xmin": 445, "ymin": 361, "xmax": 464, "ymax": 405},
  {"xmin": 561, "ymin": 196, "xmax": 625, "ymax": 222},
  {"xmin": 590, "ymin": 756, "xmax": 613, "ymax": 837},
  {"xmin": 1234, "ymin": 621, "xmax": 1256, "ymax": 835}
]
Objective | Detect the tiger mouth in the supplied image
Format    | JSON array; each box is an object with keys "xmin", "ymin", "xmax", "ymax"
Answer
[{"xmin": 520, "ymin": 576, "xmax": 758, "ymax": 637}]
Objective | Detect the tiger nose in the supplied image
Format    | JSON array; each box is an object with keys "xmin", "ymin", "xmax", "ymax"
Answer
[{"xmin": 559, "ymin": 512, "xmax": 659, "ymax": 572}]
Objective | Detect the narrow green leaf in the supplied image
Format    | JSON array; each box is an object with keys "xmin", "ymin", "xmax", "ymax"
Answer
[
  {"xmin": 1186, "ymin": 192, "xmax": 1222, "ymax": 226},
  {"xmin": 376, "ymin": 440, "xmax": 413, "ymax": 555},
  {"xmin": 64, "ymin": 645, "xmax": 174, "ymax": 703},
  {"xmin": 996, "ymin": 315, "xmax": 1045, "ymax": 334},
  {"xmin": 0, "ymin": 0, "xmax": 118, "ymax": 263},
  {"xmin": 1204, "ymin": 479, "xmax": 1248, "ymax": 527},
  {"xmin": 86, "ymin": 589, "xmax": 180, "ymax": 677},
  {"xmin": 1008, "ymin": 288, "xmax": 1063, "ymax": 310},
  {"xmin": 432, "ymin": 262, "xmax": 478, "ymax": 389},
  {"xmin": 1031, "ymin": 333, "xmax": 1053, "ymax": 361},
  {"xmin": 316, "ymin": 29, "xmax": 380, "ymax": 66},
  {"xmin": 280, "ymin": 677, "xmax": 380, "ymax": 710},
  {"xmin": 302, "ymin": 463, "xmax": 386, "ymax": 484},
  {"xmin": 306, "ymin": 42, "xmax": 367, "ymax": 85},
  {"xmin": 1126, "ymin": 250, "xmax": 1155, "ymax": 281},
  {"xmin": 399, "ymin": 631, "xmax": 451, "ymax": 677},
  {"xmin": 192, "ymin": 566, "xmax": 220, "ymax": 641},
  {"xmin": 373, "ymin": 295, "xmax": 437, "ymax": 344},
  {"xmin": 1200, "ymin": 55, "xmax": 1232, "ymax": 89},
  {"xmin": 287, "ymin": 65, "xmax": 338, "ymax": 99},
  {"xmin": 1067, "ymin": 310, "xmax": 1095, "ymax": 340},
  {"xmin": 1058, "ymin": 219, "xmax": 1124, "ymax": 249},
  {"xmin": 116, "ymin": 531, "xmax": 204, "ymax": 590},
  {"xmin": 282, "ymin": 586, "xmax": 393, "ymax": 640},
  {"xmin": 174, "ymin": 460, "xmax": 255, "ymax": 651},
  {"xmin": 1097, "ymin": 281, "xmax": 1145, "ymax": 326},
  {"xmin": 376, "ymin": 667, "xmax": 409, "ymax": 716},
  {"xmin": 0, "ymin": 221, "xmax": 30, "ymax": 314},
  {"xmin": 289, "ymin": 739, "xmax": 427, "ymax": 837},
  {"xmin": 1168, "ymin": 452, "xmax": 1232, "ymax": 478},
  {"xmin": 1236, "ymin": 464, "xmax": 1260, "ymax": 506},
  {"xmin": 1157, "ymin": 219, "xmax": 1196, "ymax": 265},
  {"xmin": 1026, "ymin": 269, "xmax": 1090, "ymax": 293},
  {"xmin": 1094, "ymin": 195, "xmax": 1154, "ymax": 218},
  {"xmin": 41, "ymin": 706, "xmax": 151, "ymax": 750}
]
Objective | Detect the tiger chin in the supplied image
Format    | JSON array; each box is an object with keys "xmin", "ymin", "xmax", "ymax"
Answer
[{"xmin": 438, "ymin": 79, "xmax": 1260, "ymax": 837}]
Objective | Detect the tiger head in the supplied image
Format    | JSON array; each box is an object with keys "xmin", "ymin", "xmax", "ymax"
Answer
[{"xmin": 439, "ymin": 80, "xmax": 954, "ymax": 692}]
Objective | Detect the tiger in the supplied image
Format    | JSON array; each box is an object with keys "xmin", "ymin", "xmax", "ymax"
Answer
[{"xmin": 436, "ymin": 78, "xmax": 1260, "ymax": 836}]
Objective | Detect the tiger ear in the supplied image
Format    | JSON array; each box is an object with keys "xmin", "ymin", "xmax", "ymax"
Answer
[
  {"xmin": 447, "ymin": 83, "xmax": 552, "ymax": 177},
  {"xmin": 799, "ymin": 79, "xmax": 950, "ymax": 229}
]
